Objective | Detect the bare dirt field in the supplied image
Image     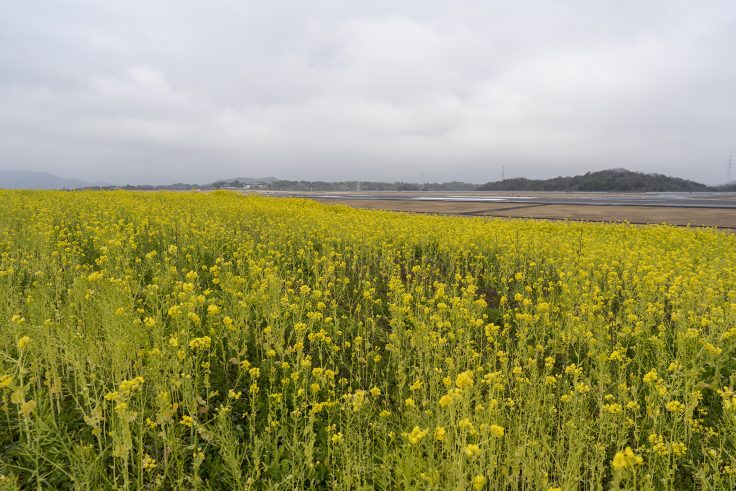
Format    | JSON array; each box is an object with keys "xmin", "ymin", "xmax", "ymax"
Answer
[{"xmin": 312, "ymin": 198, "xmax": 736, "ymax": 229}]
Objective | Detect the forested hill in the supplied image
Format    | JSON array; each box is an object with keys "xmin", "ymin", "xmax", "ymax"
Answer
[{"xmin": 478, "ymin": 169, "xmax": 710, "ymax": 192}]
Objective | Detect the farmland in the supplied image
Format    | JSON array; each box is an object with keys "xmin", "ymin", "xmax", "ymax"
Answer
[
  {"xmin": 1, "ymin": 190, "xmax": 736, "ymax": 489},
  {"xmin": 283, "ymin": 191, "xmax": 736, "ymax": 229}
]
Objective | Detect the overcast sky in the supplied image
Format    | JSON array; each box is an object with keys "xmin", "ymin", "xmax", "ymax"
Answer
[{"xmin": 1, "ymin": 1, "xmax": 735, "ymax": 185}]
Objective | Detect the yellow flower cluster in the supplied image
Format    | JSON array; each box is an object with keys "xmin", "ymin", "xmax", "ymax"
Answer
[
  {"xmin": 188, "ymin": 336, "xmax": 211, "ymax": 350},
  {"xmin": 612, "ymin": 447, "xmax": 643, "ymax": 470},
  {"xmin": 119, "ymin": 376, "xmax": 145, "ymax": 394},
  {"xmin": 455, "ymin": 370, "xmax": 474, "ymax": 389},
  {"xmin": 405, "ymin": 426, "xmax": 428, "ymax": 445}
]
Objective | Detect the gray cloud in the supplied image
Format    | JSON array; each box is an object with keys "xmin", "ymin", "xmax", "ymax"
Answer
[{"xmin": 1, "ymin": 0, "xmax": 735, "ymax": 184}]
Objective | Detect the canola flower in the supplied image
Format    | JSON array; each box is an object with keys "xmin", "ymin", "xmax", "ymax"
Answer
[
  {"xmin": 0, "ymin": 190, "xmax": 734, "ymax": 489},
  {"xmin": 612, "ymin": 447, "xmax": 644, "ymax": 471},
  {"xmin": 0, "ymin": 375, "xmax": 12, "ymax": 389},
  {"xmin": 455, "ymin": 370, "xmax": 474, "ymax": 389},
  {"xmin": 188, "ymin": 336, "xmax": 211, "ymax": 350},
  {"xmin": 472, "ymin": 475, "xmax": 487, "ymax": 490},
  {"xmin": 16, "ymin": 336, "xmax": 30, "ymax": 351},
  {"xmin": 490, "ymin": 424, "xmax": 505, "ymax": 438},
  {"xmin": 465, "ymin": 444, "xmax": 482, "ymax": 458},
  {"xmin": 434, "ymin": 426, "xmax": 446, "ymax": 441},
  {"xmin": 405, "ymin": 426, "xmax": 428, "ymax": 445}
]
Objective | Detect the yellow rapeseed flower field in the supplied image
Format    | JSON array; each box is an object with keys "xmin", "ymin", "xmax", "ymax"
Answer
[{"xmin": 1, "ymin": 190, "xmax": 735, "ymax": 489}]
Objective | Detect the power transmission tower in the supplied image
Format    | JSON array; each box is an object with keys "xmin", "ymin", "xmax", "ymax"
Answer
[
  {"xmin": 501, "ymin": 166, "xmax": 505, "ymax": 181},
  {"xmin": 729, "ymin": 155, "xmax": 734, "ymax": 182}
]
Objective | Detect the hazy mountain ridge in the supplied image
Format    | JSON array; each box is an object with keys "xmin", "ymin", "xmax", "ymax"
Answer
[
  {"xmin": 2, "ymin": 169, "xmax": 733, "ymax": 192},
  {"xmin": 0, "ymin": 170, "xmax": 109, "ymax": 189}
]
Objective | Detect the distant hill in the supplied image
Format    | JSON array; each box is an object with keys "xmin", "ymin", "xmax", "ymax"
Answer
[
  {"xmin": 203, "ymin": 177, "xmax": 278, "ymax": 190},
  {"xmin": 478, "ymin": 169, "xmax": 710, "ymax": 192},
  {"xmin": 0, "ymin": 170, "xmax": 109, "ymax": 189},
  {"xmin": 1, "ymin": 169, "xmax": 726, "ymax": 193},
  {"xmin": 269, "ymin": 180, "xmax": 478, "ymax": 191},
  {"xmin": 207, "ymin": 177, "xmax": 276, "ymax": 186},
  {"xmin": 714, "ymin": 182, "xmax": 736, "ymax": 192},
  {"xmin": 232, "ymin": 177, "xmax": 278, "ymax": 184}
]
